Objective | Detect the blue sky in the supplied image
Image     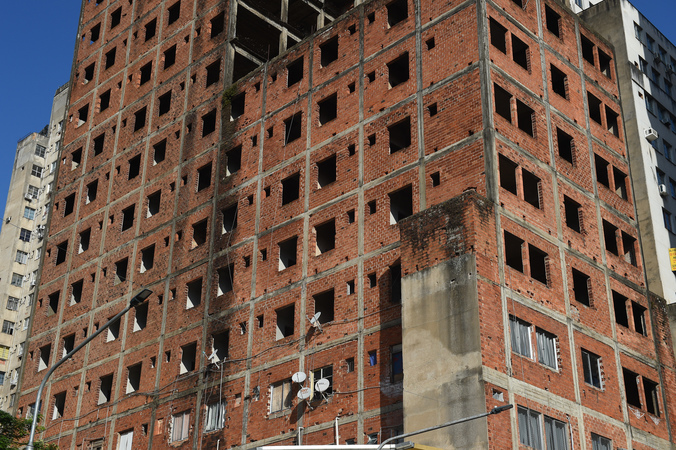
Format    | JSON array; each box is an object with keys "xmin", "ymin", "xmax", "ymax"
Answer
[{"xmin": 0, "ymin": 1, "xmax": 675, "ymax": 222}]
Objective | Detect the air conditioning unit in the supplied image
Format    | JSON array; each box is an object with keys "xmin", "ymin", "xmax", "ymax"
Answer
[
  {"xmin": 659, "ymin": 184, "xmax": 669, "ymax": 196},
  {"xmin": 5, "ymin": 217, "xmax": 11, "ymax": 224},
  {"xmin": 645, "ymin": 127, "xmax": 659, "ymax": 142},
  {"xmin": 24, "ymin": 194, "xmax": 33, "ymax": 201},
  {"xmin": 653, "ymin": 53, "xmax": 663, "ymax": 64}
]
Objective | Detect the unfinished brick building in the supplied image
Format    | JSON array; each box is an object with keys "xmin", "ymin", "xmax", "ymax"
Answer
[{"xmin": 17, "ymin": 0, "xmax": 676, "ymax": 448}]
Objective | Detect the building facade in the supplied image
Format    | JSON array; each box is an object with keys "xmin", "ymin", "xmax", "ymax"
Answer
[
  {"xmin": 16, "ymin": 0, "xmax": 676, "ymax": 449},
  {"xmin": 0, "ymin": 84, "xmax": 69, "ymax": 413}
]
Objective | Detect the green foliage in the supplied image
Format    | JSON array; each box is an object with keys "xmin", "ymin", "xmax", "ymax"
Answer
[
  {"xmin": 221, "ymin": 83, "xmax": 239, "ymax": 108},
  {"xmin": 0, "ymin": 411, "xmax": 58, "ymax": 449}
]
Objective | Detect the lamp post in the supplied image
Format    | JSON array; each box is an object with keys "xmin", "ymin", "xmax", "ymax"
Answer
[
  {"xmin": 26, "ymin": 288, "xmax": 153, "ymax": 450},
  {"xmin": 376, "ymin": 404, "xmax": 514, "ymax": 450}
]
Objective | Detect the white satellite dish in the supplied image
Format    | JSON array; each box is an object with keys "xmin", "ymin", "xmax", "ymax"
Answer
[
  {"xmin": 315, "ymin": 378, "xmax": 330, "ymax": 393},
  {"xmin": 292, "ymin": 372, "xmax": 307, "ymax": 384},
  {"xmin": 297, "ymin": 387, "xmax": 311, "ymax": 400},
  {"xmin": 309, "ymin": 312, "xmax": 321, "ymax": 327}
]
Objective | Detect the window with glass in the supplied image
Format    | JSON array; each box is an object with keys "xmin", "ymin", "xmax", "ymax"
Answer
[
  {"xmin": 536, "ymin": 328, "xmax": 558, "ymax": 369},
  {"xmin": 24, "ymin": 206, "xmax": 36, "ymax": 220},
  {"xmin": 11, "ymin": 273, "xmax": 23, "ymax": 287},
  {"xmin": 664, "ymin": 209, "xmax": 674, "ymax": 233},
  {"xmin": 591, "ymin": 433, "xmax": 611, "ymax": 450},
  {"xmin": 6, "ymin": 297, "xmax": 19, "ymax": 311},
  {"xmin": 15, "ymin": 250, "xmax": 28, "ymax": 264},
  {"xmin": 510, "ymin": 316, "xmax": 532, "ymax": 358},
  {"xmin": 171, "ymin": 411, "xmax": 190, "ymax": 442},
  {"xmin": 204, "ymin": 401, "xmax": 225, "ymax": 432},
  {"xmin": 27, "ymin": 185, "xmax": 39, "ymax": 199},
  {"xmin": 19, "ymin": 228, "xmax": 31, "ymax": 242},
  {"xmin": 31, "ymin": 165, "xmax": 43, "ymax": 178},
  {"xmin": 581, "ymin": 349, "xmax": 602, "ymax": 389},
  {"xmin": 35, "ymin": 145, "xmax": 46, "ymax": 158},
  {"xmin": 2, "ymin": 321, "xmax": 15, "ymax": 335}
]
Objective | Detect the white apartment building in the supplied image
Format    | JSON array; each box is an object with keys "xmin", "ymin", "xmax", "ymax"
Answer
[
  {"xmin": 580, "ymin": 0, "xmax": 676, "ymax": 303},
  {"xmin": 0, "ymin": 83, "xmax": 68, "ymax": 413}
]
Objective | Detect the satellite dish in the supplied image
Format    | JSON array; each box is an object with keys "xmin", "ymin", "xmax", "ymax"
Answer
[
  {"xmin": 206, "ymin": 350, "xmax": 218, "ymax": 362},
  {"xmin": 297, "ymin": 387, "xmax": 311, "ymax": 400},
  {"xmin": 292, "ymin": 372, "xmax": 307, "ymax": 384},
  {"xmin": 309, "ymin": 312, "xmax": 321, "ymax": 326},
  {"xmin": 315, "ymin": 378, "xmax": 330, "ymax": 393}
]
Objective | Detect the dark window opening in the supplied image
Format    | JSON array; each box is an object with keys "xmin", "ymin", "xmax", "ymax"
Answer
[
  {"xmin": 147, "ymin": 191, "xmax": 161, "ymax": 217},
  {"xmin": 84, "ymin": 63, "xmax": 95, "ymax": 83},
  {"xmin": 320, "ymin": 36, "xmax": 339, "ymax": 67},
  {"xmin": 431, "ymin": 171, "xmax": 440, "ymax": 186},
  {"xmin": 192, "ymin": 220, "xmax": 208, "ymax": 248},
  {"xmin": 226, "ymin": 145, "xmax": 241, "ymax": 175},
  {"xmin": 187, "ymin": 278, "xmax": 202, "ymax": 309},
  {"xmin": 622, "ymin": 232, "xmax": 637, "ymax": 266},
  {"xmin": 126, "ymin": 363, "xmax": 142, "ymax": 393},
  {"xmin": 72, "ymin": 148, "xmax": 83, "ymax": 170},
  {"xmin": 587, "ymin": 92, "xmax": 602, "ymax": 124},
  {"xmin": 386, "ymin": 0, "xmax": 408, "ymax": 27},
  {"xmin": 212, "ymin": 330, "xmax": 229, "ymax": 362},
  {"xmin": 287, "ymin": 57, "xmax": 304, "ymax": 87},
  {"xmin": 275, "ymin": 305, "xmax": 295, "ymax": 340},
  {"xmin": 632, "ymin": 301, "xmax": 647, "ymax": 336},
  {"xmin": 368, "ymin": 200, "xmax": 376, "ymax": 214},
  {"xmin": 557, "ymin": 128, "xmax": 574, "ymax": 164},
  {"xmin": 134, "ymin": 302, "xmax": 148, "ymax": 331},
  {"xmin": 318, "ymin": 93, "xmax": 338, "ymax": 125},
  {"xmin": 623, "ymin": 368, "xmax": 641, "ymax": 408},
  {"xmin": 202, "ymin": 109, "xmax": 217, "ymax": 137},
  {"xmin": 99, "ymin": 90, "xmax": 111, "ymax": 112},
  {"xmin": 582, "ymin": 350, "xmax": 602, "ymax": 388},
  {"xmin": 511, "ymin": 35, "xmax": 530, "ymax": 71},
  {"xmin": 613, "ymin": 167, "xmax": 627, "ymax": 199},
  {"xmin": 613, "ymin": 291, "xmax": 629, "ymax": 327},
  {"xmin": 158, "ymin": 91, "xmax": 172, "ymax": 116},
  {"xmin": 489, "ymin": 18, "xmax": 507, "ymax": 54},
  {"xmin": 168, "ymin": 1, "xmax": 181, "ymax": 25},
  {"xmin": 499, "ymin": 154, "xmax": 518, "ymax": 195},
  {"xmin": 121, "ymin": 205, "xmax": 135, "ymax": 231},
  {"xmin": 134, "ymin": 107, "xmax": 147, "ymax": 132},
  {"xmin": 164, "ymin": 45, "xmax": 177, "ymax": 69},
  {"xmin": 39, "ymin": 344, "xmax": 51, "ymax": 371},
  {"xmin": 605, "ymin": 106, "xmax": 619, "ymax": 137},
  {"xmin": 153, "ymin": 139, "xmax": 166, "ymax": 165},
  {"xmin": 390, "ymin": 263, "xmax": 401, "ymax": 303},
  {"xmin": 598, "ymin": 49, "xmax": 612, "ymax": 78},
  {"xmin": 221, "ymin": 204, "xmax": 238, "ymax": 234},
  {"xmin": 64, "ymin": 193, "xmax": 76, "ymax": 216},
  {"xmin": 284, "ymin": 113, "xmax": 302, "ymax": 144},
  {"xmin": 90, "ymin": 23, "xmax": 101, "ymax": 43},
  {"xmin": 595, "ymin": 155, "xmax": 610, "ymax": 187},
  {"xmin": 278, "ymin": 237, "xmax": 298, "ymax": 270},
  {"xmin": 516, "ymin": 99, "xmax": 534, "ymax": 136},
  {"xmin": 389, "ymin": 185, "xmax": 413, "ymax": 224},
  {"xmin": 314, "ymin": 219, "xmax": 336, "ymax": 255},
  {"xmin": 564, "ymin": 196, "xmax": 582, "ymax": 232},
  {"xmin": 105, "ymin": 48, "xmax": 116, "ymax": 69},
  {"xmin": 602, "ymin": 220, "xmax": 618, "ymax": 255},
  {"xmin": 230, "ymin": 90, "xmax": 245, "ymax": 120},
  {"xmin": 529, "ymin": 244, "xmax": 548, "ymax": 285},
  {"xmin": 140, "ymin": 62, "xmax": 152, "ymax": 85},
  {"xmin": 98, "ymin": 374, "xmax": 113, "ymax": 404},
  {"xmin": 572, "ymin": 268, "xmax": 591, "ymax": 306},
  {"xmin": 128, "ymin": 155, "xmax": 141, "ymax": 179},
  {"xmin": 78, "ymin": 104, "xmax": 89, "ymax": 126},
  {"xmin": 56, "ymin": 240, "xmax": 68, "ymax": 265},
  {"xmin": 93, "ymin": 133, "xmax": 105, "ymax": 155},
  {"xmin": 550, "ymin": 65, "xmax": 568, "ymax": 99},
  {"xmin": 111, "ymin": 7, "xmax": 122, "ymax": 28},
  {"xmin": 426, "ymin": 37, "xmax": 435, "ymax": 50},
  {"xmin": 314, "ymin": 289, "xmax": 334, "ymax": 322},
  {"xmin": 70, "ymin": 280, "xmax": 83, "ymax": 305},
  {"xmin": 581, "ymin": 35, "xmax": 595, "ymax": 65},
  {"xmin": 48, "ymin": 291, "xmax": 60, "ymax": 315},
  {"xmin": 387, "ymin": 53, "xmax": 409, "ymax": 88},
  {"xmin": 180, "ymin": 342, "xmax": 197, "ymax": 374},
  {"xmin": 494, "ymin": 84, "xmax": 512, "ymax": 122},
  {"xmin": 281, "ymin": 173, "xmax": 300, "ymax": 204},
  {"xmin": 521, "ymin": 168, "xmax": 541, "ymax": 209},
  {"xmin": 545, "ymin": 5, "xmax": 561, "ymax": 37},
  {"xmin": 211, "ymin": 12, "xmax": 225, "ymax": 38},
  {"xmin": 504, "ymin": 231, "xmax": 524, "ymax": 272},
  {"xmin": 79, "ymin": 229, "xmax": 91, "ymax": 253},
  {"xmin": 197, "ymin": 163, "xmax": 212, "ymax": 191},
  {"xmin": 140, "ymin": 245, "xmax": 155, "ymax": 273},
  {"xmin": 115, "ymin": 258, "xmax": 128, "ymax": 284},
  {"xmin": 644, "ymin": 377, "xmax": 660, "ymax": 416},
  {"xmin": 388, "ymin": 117, "xmax": 411, "ymax": 153},
  {"xmin": 317, "ymin": 155, "xmax": 337, "ymax": 188},
  {"xmin": 206, "ymin": 59, "xmax": 221, "ymax": 88},
  {"xmin": 145, "ymin": 19, "xmax": 157, "ymax": 41},
  {"xmin": 217, "ymin": 265, "xmax": 233, "ymax": 295},
  {"xmin": 52, "ymin": 391, "xmax": 66, "ymax": 420}
]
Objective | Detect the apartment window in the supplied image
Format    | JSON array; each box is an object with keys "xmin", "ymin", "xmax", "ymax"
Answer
[
  {"xmin": 581, "ymin": 349, "xmax": 602, "ymax": 389},
  {"xmin": 211, "ymin": 330, "xmax": 229, "ymax": 362},
  {"xmin": 613, "ymin": 167, "xmax": 627, "ymax": 199},
  {"xmin": 489, "ymin": 18, "xmax": 507, "ymax": 53},
  {"xmin": 278, "ymin": 237, "xmax": 297, "ymax": 270},
  {"xmin": 106, "ymin": 316, "xmax": 120, "ymax": 342},
  {"xmin": 388, "ymin": 117, "xmax": 411, "ymax": 153},
  {"xmin": 270, "ymin": 379, "xmax": 292, "ymax": 413},
  {"xmin": 314, "ymin": 289, "xmax": 334, "ymax": 322},
  {"xmin": 180, "ymin": 342, "xmax": 197, "ymax": 374},
  {"xmin": 643, "ymin": 376, "xmax": 660, "ymax": 416},
  {"xmin": 70, "ymin": 280, "xmax": 83, "ymax": 305},
  {"xmin": 529, "ymin": 244, "xmax": 548, "ymax": 285},
  {"xmin": 516, "ymin": 99, "xmax": 534, "ymax": 136},
  {"xmin": 504, "ymin": 231, "xmax": 524, "ymax": 272},
  {"xmin": 186, "ymin": 278, "xmax": 202, "ymax": 309},
  {"xmin": 171, "ymin": 411, "xmax": 190, "ymax": 442},
  {"xmin": 320, "ymin": 36, "xmax": 338, "ymax": 67},
  {"xmin": 115, "ymin": 257, "xmax": 128, "ymax": 284},
  {"xmin": 52, "ymin": 391, "xmax": 66, "ymax": 420},
  {"xmin": 6, "ymin": 297, "xmax": 19, "ymax": 311},
  {"xmin": 56, "ymin": 240, "xmax": 68, "ymax": 265},
  {"xmin": 314, "ymin": 219, "xmax": 336, "ymax": 255},
  {"xmin": 206, "ymin": 59, "xmax": 221, "ymax": 87},
  {"xmin": 622, "ymin": 232, "xmax": 637, "ymax": 266},
  {"xmin": 191, "ymin": 220, "xmax": 208, "ymax": 248},
  {"xmin": 536, "ymin": 328, "xmax": 557, "ymax": 369},
  {"xmin": 598, "ymin": 49, "xmax": 612, "ymax": 78},
  {"xmin": 602, "ymin": 220, "xmax": 618, "ymax": 255},
  {"xmin": 93, "ymin": 133, "xmax": 105, "ymax": 155},
  {"xmin": 550, "ymin": 65, "xmax": 568, "ymax": 99},
  {"xmin": 202, "ymin": 109, "xmax": 217, "ymax": 137},
  {"xmin": 386, "ymin": 0, "xmax": 408, "ymax": 26},
  {"xmin": 31, "ymin": 165, "xmax": 43, "ymax": 178},
  {"xmin": 210, "ymin": 12, "xmax": 225, "ymax": 38},
  {"xmin": 205, "ymin": 401, "xmax": 225, "ymax": 432},
  {"xmin": 79, "ymin": 228, "xmax": 91, "ymax": 253},
  {"xmin": 275, "ymin": 304, "xmax": 294, "ymax": 340},
  {"xmin": 144, "ymin": 18, "xmax": 157, "ymax": 41},
  {"xmin": 389, "ymin": 185, "xmax": 413, "ymax": 224},
  {"xmin": 494, "ymin": 84, "xmax": 512, "ymax": 122},
  {"xmin": 105, "ymin": 47, "xmax": 116, "ymax": 69},
  {"xmin": 11, "ymin": 273, "xmax": 23, "ymax": 287},
  {"xmin": 158, "ymin": 91, "xmax": 171, "ymax": 116},
  {"xmin": 121, "ymin": 205, "xmax": 135, "ymax": 231},
  {"xmin": 86, "ymin": 180, "xmax": 98, "ymax": 203},
  {"xmin": 126, "ymin": 363, "xmax": 142, "ymax": 393},
  {"xmin": 632, "ymin": 301, "xmax": 647, "ymax": 336},
  {"xmin": 623, "ymin": 368, "xmax": 642, "ymax": 409},
  {"xmin": 613, "ymin": 291, "xmax": 629, "ymax": 327},
  {"xmin": 509, "ymin": 316, "xmax": 531, "ymax": 358},
  {"xmin": 511, "ymin": 34, "xmax": 530, "ymax": 71},
  {"xmin": 591, "ymin": 433, "xmax": 612, "ymax": 450},
  {"xmin": 318, "ymin": 93, "xmax": 338, "ymax": 125},
  {"xmin": 545, "ymin": 5, "xmax": 561, "ymax": 37},
  {"xmin": 581, "ymin": 34, "xmax": 595, "ymax": 65},
  {"xmin": 312, "ymin": 366, "xmax": 334, "ymax": 395},
  {"xmin": 15, "ymin": 250, "xmax": 28, "ymax": 264},
  {"xmin": 605, "ymin": 106, "xmax": 619, "ymax": 137},
  {"xmin": 317, "ymin": 155, "xmax": 337, "ymax": 188},
  {"xmin": 39, "ymin": 344, "xmax": 51, "ymax": 371},
  {"xmin": 147, "ymin": 191, "xmax": 161, "ymax": 217},
  {"xmin": 391, "ymin": 344, "xmax": 403, "ymax": 382},
  {"xmin": 522, "ymin": 168, "xmax": 541, "ymax": 209},
  {"xmin": 221, "ymin": 204, "xmax": 238, "ymax": 234},
  {"xmin": 217, "ymin": 265, "xmax": 233, "ymax": 295},
  {"xmin": 139, "ymin": 245, "xmax": 155, "ymax": 273},
  {"xmin": 230, "ymin": 91, "xmax": 245, "ymax": 120},
  {"xmin": 153, "ymin": 140, "xmax": 166, "ymax": 165},
  {"xmin": 34, "ymin": 144, "xmax": 46, "ymax": 158},
  {"xmin": 387, "ymin": 53, "xmax": 409, "ymax": 88},
  {"xmin": 284, "ymin": 112, "xmax": 302, "ymax": 144},
  {"xmin": 226, "ymin": 146, "xmax": 241, "ymax": 175},
  {"xmin": 287, "ymin": 57, "xmax": 305, "ymax": 87},
  {"xmin": 664, "ymin": 209, "xmax": 673, "ymax": 233},
  {"xmin": 133, "ymin": 302, "xmax": 148, "ymax": 331},
  {"xmin": 28, "ymin": 185, "xmax": 39, "ymax": 199},
  {"xmin": 134, "ymin": 106, "xmax": 147, "ymax": 131},
  {"xmin": 517, "ymin": 407, "xmax": 543, "ymax": 449},
  {"xmin": 572, "ymin": 268, "xmax": 591, "ymax": 306},
  {"xmin": 197, "ymin": 163, "xmax": 212, "ymax": 192},
  {"xmin": 110, "ymin": 6, "xmax": 122, "ymax": 28},
  {"xmin": 90, "ymin": 23, "xmax": 101, "ymax": 43},
  {"xmin": 564, "ymin": 196, "xmax": 582, "ymax": 232},
  {"xmin": 97, "ymin": 373, "xmax": 114, "ymax": 405},
  {"xmin": 168, "ymin": 1, "xmax": 181, "ymax": 25},
  {"xmin": 2, "ymin": 321, "xmax": 15, "ymax": 335}
]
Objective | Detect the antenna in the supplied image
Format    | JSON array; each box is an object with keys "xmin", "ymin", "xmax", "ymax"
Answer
[
  {"xmin": 307, "ymin": 312, "xmax": 323, "ymax": 332},
  {"xmin": 297, "ymin": 387, "xmax": 311, "ymax": 401},
  {"xmin": 291, "ymin": 372, "xmax": 307, "ymax": 384},
  {"xmin": 315, "ymin": 378, "xmax": 330, "ymax": 393}
]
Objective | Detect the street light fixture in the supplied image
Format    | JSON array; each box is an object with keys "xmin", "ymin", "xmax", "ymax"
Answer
[{"xmin": 26, "ymin": 288, "xmax": 153, "ymax": 449}]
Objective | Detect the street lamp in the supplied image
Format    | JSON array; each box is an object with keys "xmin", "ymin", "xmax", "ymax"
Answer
[
  {"xmin": 376, "ymin": 404, "xmax": 514, "ymax": 450},
  {"xmin": 26, "ymin": 288, "xmax": 153, "ymax": 449}
]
